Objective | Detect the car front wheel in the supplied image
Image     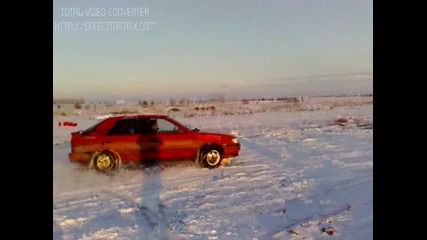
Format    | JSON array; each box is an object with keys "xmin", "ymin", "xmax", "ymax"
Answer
[{"xmin": 200, "ymin": 147, "xmax": 222, "ymax": 169}]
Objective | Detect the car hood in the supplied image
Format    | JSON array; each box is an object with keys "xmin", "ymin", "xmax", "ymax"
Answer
[{"xmin": 194, "ymin": 131, "xmax": 236, "ymax": 141}]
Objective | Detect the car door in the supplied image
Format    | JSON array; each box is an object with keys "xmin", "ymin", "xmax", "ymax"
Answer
[
  {"xmin": 105, "ymin": 118, "xmax": 146, "ymax": 161},
  {"xmin": 152, "ymin": 118, "xmax": 198, "ymax": 160}
]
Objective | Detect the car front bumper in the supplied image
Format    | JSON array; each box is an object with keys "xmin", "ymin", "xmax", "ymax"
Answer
[{"xmin": 223, "ymin": 143, "xmax": 241, "ymax": 157}]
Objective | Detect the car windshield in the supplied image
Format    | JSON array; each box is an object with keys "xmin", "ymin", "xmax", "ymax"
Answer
[
  {"xmin": 166, "ymin": 116, "xmax": 197, "ymax": 131},
  {"xmin": 185, "ymin": 124, "xmax": 199, "ymax": 131}
]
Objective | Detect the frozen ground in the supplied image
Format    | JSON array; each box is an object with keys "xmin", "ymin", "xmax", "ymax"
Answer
[{"xmin": 53, "ymin": 96, "xmax": 373, "ymax": 240}]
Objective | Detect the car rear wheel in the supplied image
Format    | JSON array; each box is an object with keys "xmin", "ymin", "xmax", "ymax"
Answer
[
  {"xmin": 92, "ymin": 150, "xmax": 120, "ymax": 172},
  {"xmin": 200, "ymin": 147, "xmax": 222, "ymax": 168}
]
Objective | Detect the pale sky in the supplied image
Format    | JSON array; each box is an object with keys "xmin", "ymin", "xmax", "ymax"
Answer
[{"xmin": 53, "ymin": 0, "xmax": 373, "ymax": 100}]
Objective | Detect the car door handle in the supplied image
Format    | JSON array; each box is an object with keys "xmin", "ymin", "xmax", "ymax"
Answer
[{"xmin": 150, "ymin": 138, "xmax": 158, "ymax": 142}]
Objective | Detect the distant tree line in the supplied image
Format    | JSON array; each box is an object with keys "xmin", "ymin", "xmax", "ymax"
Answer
[
  {"xmin": 241, "ymin": 97, "xmax": 302, "ymax": 103},
  {"xmin": 53, "ymin": 98, "xmax": 85, "ymax": 104}
]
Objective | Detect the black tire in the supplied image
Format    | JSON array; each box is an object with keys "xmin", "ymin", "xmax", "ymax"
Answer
[
  {"xmin": 200, "ymin": 147, "xmax": 222, "ymax": 169},
  {"xmin": 92, "ymin": 150, "xmax": 119, "ymax": 172}
]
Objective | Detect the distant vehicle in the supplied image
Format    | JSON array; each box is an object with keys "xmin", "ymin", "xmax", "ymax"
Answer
[{"xmin": 69, "ymin": 114, "xmax": 241, "ymax": 172}]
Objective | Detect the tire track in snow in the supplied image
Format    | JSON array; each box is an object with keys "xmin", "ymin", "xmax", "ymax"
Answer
[{"xmin": 159, "ymin": 136, "xmax": 308, "ymax": 239}]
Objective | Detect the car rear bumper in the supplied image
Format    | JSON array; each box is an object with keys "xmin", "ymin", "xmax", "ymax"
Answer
[{"xmin": 69, "ymin": 152, "xmax": 91, "ymax": 162}]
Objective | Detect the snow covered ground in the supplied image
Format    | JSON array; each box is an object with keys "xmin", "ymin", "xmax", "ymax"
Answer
[{"xmin": 53, "ymin": 96, "xmax": 373, "ymax": 240}]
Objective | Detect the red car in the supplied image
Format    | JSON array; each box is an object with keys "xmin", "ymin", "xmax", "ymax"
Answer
[{"xmin": 69, "ymin": 114, "xmax": 241, "ymax": 171}]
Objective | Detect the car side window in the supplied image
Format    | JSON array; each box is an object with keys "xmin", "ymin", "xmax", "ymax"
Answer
[
  {"xmin": 156, "ymin": 119, "xmax": 183, "ymax": 134},
  {"xmin": 108, "ymin": 119, "xmax": 139, "ymax": 135},
  {"xmin": 139, "ymin": 118, "xmax": 154, "ymax": 134}
]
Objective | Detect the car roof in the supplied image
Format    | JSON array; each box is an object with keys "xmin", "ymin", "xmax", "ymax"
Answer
[{"xmin": 107, "ymin": 114, "xmax": 170, "ymax": 121}]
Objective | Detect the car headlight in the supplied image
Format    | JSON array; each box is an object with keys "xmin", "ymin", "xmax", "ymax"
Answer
[{"xmin": 232, "ymin": 138, "xmax": 239, "ymax": 144}]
